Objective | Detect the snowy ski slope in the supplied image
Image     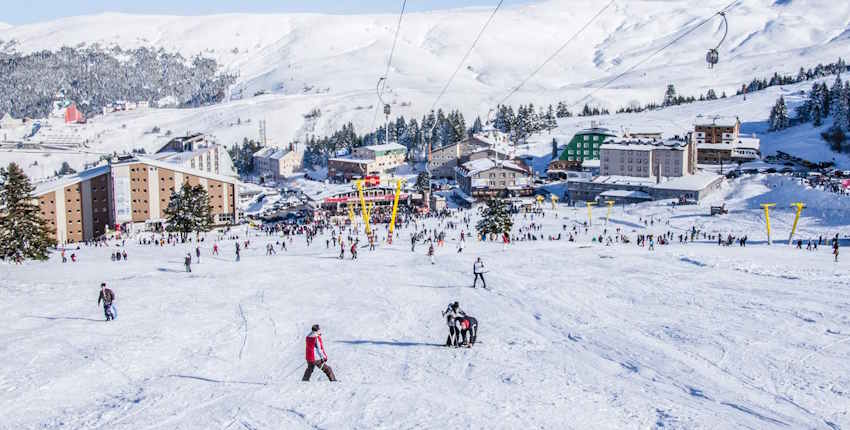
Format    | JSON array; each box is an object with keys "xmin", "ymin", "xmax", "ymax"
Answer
[{"xmin": 1, "ymin": 177, "xmax": 848, "ymax": 428}]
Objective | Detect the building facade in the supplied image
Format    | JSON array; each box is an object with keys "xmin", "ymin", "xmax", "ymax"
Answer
[
  {"xmin": 153, "ymin": 133, "xmax": 233, "ymax": 176},
  {"xmin": 693, "ymin": 116, "xmax": 741, "ymax": 144},
  {"xmin": 455, "ymin": 158, "xmax": 533, "ymax": 199},
  {"xmin": 35, "ymin": 157, "xmax": 240, "ymax": 244},
  {"xmin": 352, "ymin": 143, "xmax": 407, "ymax": 172},
  {"xmin": 554, "ymin": 127, "xmax": 618, "ymax": 170},
  {"xmin": 600, "ymin": 138, "xmax": 695, "ymax": 178},
  {"xmin": 427, "ymin": 131, "xmax": 509, "ymax": 179},
  {"xmin": 253, "ymin": 143, "xmax": 304, "ymax": 181}
]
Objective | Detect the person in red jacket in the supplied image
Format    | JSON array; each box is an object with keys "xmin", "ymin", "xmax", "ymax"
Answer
[{"xmin": 302, "ymin": 324, "xmax": 337, "ymax": 382}]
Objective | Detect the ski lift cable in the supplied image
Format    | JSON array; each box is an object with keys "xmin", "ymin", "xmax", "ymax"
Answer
[
  {"xmin": 428, "ymin": 0, "xmax": 505, "ymax": 114},
  {"xmin": 370, "ymin": 0, "xmax": 409, "ymax": 133},
  {"xmin": 495, "ymin": 0, "xmax": 616, "ymax": 108},
  {"xmin": 569, "ymin": 0, "xmax": 739, "ymax": 110}
]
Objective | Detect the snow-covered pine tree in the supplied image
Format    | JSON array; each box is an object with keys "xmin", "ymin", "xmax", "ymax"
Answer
[
  {"xmin": 835, "ymin": 82, "xmax": 850, "ymax": 132},
  {"xmin": 768, "ymin": 96, "xmax": 790, "ymax": 131},
  {"xmin": 0, "ymin": 163, "xmax": 55, "ymax": 261},
  {"xmin": 551, "ymin": 138, "xmax": 559, "ymax": 159},
  {"xmin": 470, "ymin": 116, "xmax": 483, "ymax": 137},
  {"xmin": 545, "ymin": 105, "xmax": 557, "ymax": 132},
  {"xmin": 829, "ymin": 74, "xmax": 843, "ymax": 120},
  {"xmin": 476, "ymin": 198, "xmax": 513, "ymax": 238},
  {"xmin": 663, "ymin": 84, "xmax": 677, "ymax": 106}
]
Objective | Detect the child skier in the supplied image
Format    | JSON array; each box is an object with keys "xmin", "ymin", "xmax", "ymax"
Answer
[{"xmin": 302, "ymin": 324, "xmax": 337, "ymax": 382}]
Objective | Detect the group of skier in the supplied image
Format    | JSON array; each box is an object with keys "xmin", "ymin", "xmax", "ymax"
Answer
[{"xmin": 442, "ymin": 302, "xmax": 479, "ymax": 348}]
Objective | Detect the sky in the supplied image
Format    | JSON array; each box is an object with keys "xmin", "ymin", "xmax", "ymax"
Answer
[{"xmin": 1, "ymin": 0, "xmax": 534, "ymax": 25}]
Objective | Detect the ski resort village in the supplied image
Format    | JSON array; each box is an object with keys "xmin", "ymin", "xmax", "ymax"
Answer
[{"xmin": 2, "ymin": 0, "xmax": 850, "ymax": 428}]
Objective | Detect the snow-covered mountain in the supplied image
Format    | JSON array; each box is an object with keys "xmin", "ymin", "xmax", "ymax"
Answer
[{"xmin": 0, "ymin": 0, "xmax": 848, "ymax": 166}]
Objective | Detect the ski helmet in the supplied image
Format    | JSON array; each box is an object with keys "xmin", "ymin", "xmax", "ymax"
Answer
[{"xmin": 311, "ymin": 324, "xmax": 320, "ymax": 332}]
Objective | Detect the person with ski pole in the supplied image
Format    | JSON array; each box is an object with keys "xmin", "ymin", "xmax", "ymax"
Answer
[{"xmin": 302, "ymin": 324, "xmax": 337, "ymax": 382}]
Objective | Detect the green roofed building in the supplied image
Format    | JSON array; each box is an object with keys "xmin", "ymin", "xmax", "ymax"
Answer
[{"xmin": 559, "ymin": 127, "xmax": 618, "ymax": 164}]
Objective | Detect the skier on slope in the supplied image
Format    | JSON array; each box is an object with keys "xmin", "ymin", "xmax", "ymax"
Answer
[
  {"xmin": 97, "ymin": 282, "xmax": 116, "ymax": 321},
  {"xmin": 473, "ymin": 257, "xmax": 487, "ymax": 289},
  {"xmin": 442, "ymin": 302, "xmax": 467, "ymax": 347},
  {"xmin": 457, "ymin": 315, "xmax": 479, "ymax": 347},
  {"xmin": 184, "ymin": 253, "xmax": 192, "ymax": 272},
  {"xmin": 428, "ymin": 242, "xmax": 435, "ymax": 265},
  {"xmin": 302, "ymin": 324, "xmax": 337, "ymax": 382}
]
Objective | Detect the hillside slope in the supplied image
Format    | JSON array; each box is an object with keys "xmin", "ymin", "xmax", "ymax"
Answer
[{"xmin": 1, "ymin": 0, "xmax": 849, "ymax": 144}]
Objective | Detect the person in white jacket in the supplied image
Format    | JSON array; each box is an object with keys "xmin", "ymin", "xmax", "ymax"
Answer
[{"xmin": 473, "ymin": 257, "xmax": 487, "ymax": 289}]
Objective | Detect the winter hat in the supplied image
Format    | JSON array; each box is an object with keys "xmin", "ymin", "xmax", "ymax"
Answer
[
  {"xmin": 101, "ymin": 282, "xmax": 106, "ymax": 287},
  {"xmin": 311, "ymin": 324, "xmax": 320, "ymax": 332}
]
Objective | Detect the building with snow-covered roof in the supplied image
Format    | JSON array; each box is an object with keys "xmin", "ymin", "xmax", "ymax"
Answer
[
  {"xmin": 33, "ymin": 156, "xmax": 240, "ymax": 244},
  {"xmin": 427, "ymin": 133, "xmax": 506, "ymax": 179},
  {"xmin": 548, "ymin": 125, "xmax": 618, "ymax": 175},
  {"xmin": 600, "ymin": 137, "xmax": 696, "ymax": 178},
  {"xmin": 697, "ymin": 136, "xmax": 761, "ymax": 164},
  {"xmin": 153, "ymin": 133, "xmax": 235, "ymax": 177},
  {"xmin": 693, "ymin": 115, "xmax": 741, "ymax": 144},
  {"xmin": 567, "ymin": 171, "xmax": 723, "ymax": 203},
  {"xmin": 252, "ymin": 142, "xmax": 304, "ymax": 181},
  {"xmin": 328, "ymin": 142, "xmax": 407, "ymax": 180},
  {"xmin": 455, "ymin": 157, "xmax": 533, "ymax": 199}
]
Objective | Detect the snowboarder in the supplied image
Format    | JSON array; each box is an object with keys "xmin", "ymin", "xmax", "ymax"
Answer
[
  {"xmin": 442, "ymin": 302, "xmax": 467, "ymax": 347},
  {"xmin": 184, "ymin": 253, "xmax": 192, "ymax": 272},
  {"xmin": 235, "ymin": 243, "xmax": 241, "ymax": 262},
  {"xmin": 428, "ymin": 243, "xmax": 435, "ymax": 264},
  {"xmin": 97, "ymin": 282, "xmax": 116, "ymax": 321},
  {"xmin": 302, "ymin": 324, "xmax": 337, "ymax": 382},
  {"xmin": 473, "ymin": 257, "xmax": 487, "ymax": 289},
  {"xmin": 458, "ymin": 315, "xmax": 478, "ymax": 347},
  {"xmin": 350, "ymin": 243, "xmax": 358, "ymax": 260}
]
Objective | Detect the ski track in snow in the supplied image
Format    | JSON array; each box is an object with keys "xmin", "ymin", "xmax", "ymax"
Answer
[{"xmin": 1, "ymin": 198, "xmax": 849, "ymax": 428}]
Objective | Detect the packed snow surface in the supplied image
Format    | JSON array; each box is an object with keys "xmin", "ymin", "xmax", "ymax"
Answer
[{"xmin": 1, "ymin": 176, "xmax": 849, "ymax": 429}]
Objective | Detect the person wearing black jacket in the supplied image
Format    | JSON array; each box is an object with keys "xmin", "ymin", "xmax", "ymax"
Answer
[
  {"xmin": 458, "ymin": 316, "xmax": 478, "ymax": 347},
  {"xmin": 97, "ymin": 283, "xmax": 116, "ymax": 321},
  {"xmin": 442, "ymin": 302, "xmax": 466, "ymax": 347}
]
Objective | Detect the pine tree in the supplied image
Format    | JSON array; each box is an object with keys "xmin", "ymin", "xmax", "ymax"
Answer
[
  {"xmin": 829, "ymin": 74, "xmax": 843, "ymax": 119},
  {"xmin": 470, "ymin": 116, "xmax": 483, "ymax": 136},
  {"xmin": 835, "ymin": 82, "xmax": 850, "ymax": 132},
  {"xmin": 769, "ymin": 96, "xmax": 790, "ymax": 131},
  {"xmin": 551, "ymin": 138, "xmax": 559, "ymax": 159},
  {"xmin": 415, "ymin": 171, "xmax": 430, "ymax": 194},
  {"xmin": 545, "ymin": 105, "xmax": 557, "ymax": 132},
  {"xmin": 0, "ymin": 163, "xmax": 55, "ymax": 261},
  {"xmin": 663, "ymin": 84, "xmax": 677, "ymax": 106},
  {"xmin": 164, "ymin": 183, "xmax": 213, "ymax": 241},
  {"xmin": 476, "ymin": 198, "xmax": 513, "ymax": 238}
]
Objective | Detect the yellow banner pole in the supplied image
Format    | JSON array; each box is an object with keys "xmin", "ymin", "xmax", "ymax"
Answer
[
  {"xmin": 388, "ymin": 179, "xmax": 403, "ymax": 243},
  {"xmin": 356, "ymin": 180, "xmax": 372, "ymax": 236},
  {"xmin": 586, "ymin": 202, "xmax": 597, "ymax": 226},
  {"xmin": 788, "ymin": 202, "xmax": 805, "ymax": 245},
  {"xmin": 347, "ymin": 203, "xmax": 356, "ymax": 225},
  {"xmin": 551, "ymin": 195, "xmax": 558, "ymax": 210},
  {"xmin": 760, "ymin": 203, "xmax": 776, "ymax": 245},
  {"xmin": 605, "ymin": 200, "xmax": 615, "ymax": 224}
]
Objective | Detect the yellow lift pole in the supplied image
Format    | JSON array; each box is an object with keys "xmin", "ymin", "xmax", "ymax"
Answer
[
  {"xmin": 760, "ymin": 203, "xmax": 776, "ymax": 245},
  {"xmin": 586, "ymin": 202, "xmax": 597, "ymax": 226},
  {"xmin": 356, "ymin": 180, "xmax": 372, "ymax": 236},
  {"xmin": 550, "ymin": 194, "xmax": 559, "ymax": 210},
  {"xmin": 605, "ymin": 200, "xmax": 615, "ymax": 224},
  {"xmin": 388, "ymin": 179, "xmax": 404, "ymax": 243},
  {"xmin": 788, "ymin": 202, "xmax": 806, "ymax": 245}
]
